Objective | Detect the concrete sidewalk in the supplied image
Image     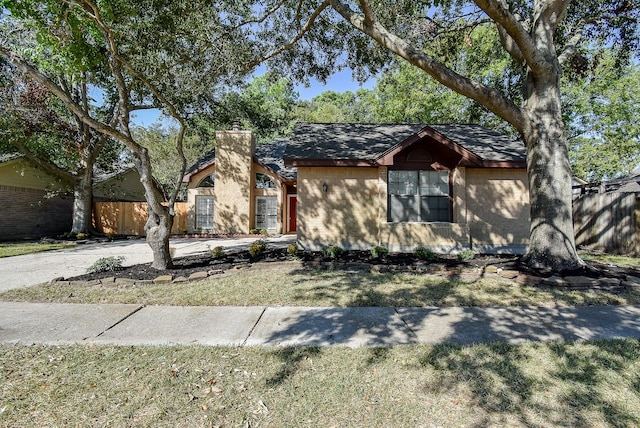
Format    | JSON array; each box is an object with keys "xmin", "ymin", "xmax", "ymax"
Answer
[{"xmin": 2, "ymin": 302, "xmax": 640, "ymax": 348}]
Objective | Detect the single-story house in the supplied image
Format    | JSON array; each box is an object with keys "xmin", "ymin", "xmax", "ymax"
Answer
[
  {"xmin": 0, "ymin": 153, "xmax": 72, "ymax": 240},
  {"xmin": 184, "ymin": 122, "xmax": 531, "ymax": 254},
  {"xmin": 1, "ymin": 153, "xmax": 148, "ymax": 240},
  {"xmin": 94, "ymin": 167, "xmax": 147, "ymax": 202}
]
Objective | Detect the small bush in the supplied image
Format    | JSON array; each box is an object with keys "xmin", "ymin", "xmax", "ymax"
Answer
[
  {"xmin": 210, "ymin": 246, "xmax": 225, "ymax": 259},
  {"xmin": 415, "ymin": 245, "xmax": 436, "ymax": 261},
  {"xmin": 75, "ymin": 233, "xmax": 87, "ymax": 240},
  {"xmin": 87, "ymin": 256, "xmax": 126, "ymax": 274},
  {"xmin": 260, "ymin": 229, "xmax": 268, "ymax": 235},
  {"xmin": 287, "ymin": 243, "xmax": 298, "ymax": 256},
  {"xmin": 457, "ymin": 249, "xmax": 475, "ymax": 261},
  {"xmin": 322, "ymin": 245, "xmax": 344, "ymax": 259},
  {"xmin": 249, "ymin": 239, "xmax": 267, "ymax": 258},
  {"xmin": 371, "ymin": 245, "xmax": 389, "ymax": 259}
]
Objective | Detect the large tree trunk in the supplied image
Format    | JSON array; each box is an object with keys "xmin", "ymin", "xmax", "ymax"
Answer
[
  {"xmin": 133, "ymin": 146, "xmax": 174, "ymax": 269},
  {"xmin": 70, "ymin": 166, "xmax": 94, "ymax": 234},
  {"xmin": 520, "ymin": 72, "xmax": 583, "ymax": 271}
]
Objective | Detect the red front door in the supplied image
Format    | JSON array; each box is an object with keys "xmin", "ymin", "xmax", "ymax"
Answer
[{"xmin": 288, "ymin": 196, "xmax": 297, "ymax": 233}]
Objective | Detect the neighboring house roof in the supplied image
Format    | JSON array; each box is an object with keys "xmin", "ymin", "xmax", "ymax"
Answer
[
  {"xmin": 284, "ymin": 122, "xmax": 526, "ymax": 166},
  {"xmin": 93, "ymin": 167, "xmax": 148, "ymax": 202},
  {"xmin": 618, "ymin": 169, "xmax": 640, "ymax": 193},
  {"xmin": 183, "ymin": 139, "xmax": 298, "ymax": 183}
]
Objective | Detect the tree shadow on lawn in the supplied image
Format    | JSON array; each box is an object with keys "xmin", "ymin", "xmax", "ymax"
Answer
[
  {"xmin": 420, "ymin": 339, "xmax": 640, "ymax": 427},
  {"xmin": 284, "ymin": 267, "xmax": 634, "ymax": 308}
]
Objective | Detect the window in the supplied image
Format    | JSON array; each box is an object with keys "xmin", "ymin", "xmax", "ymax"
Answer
[
  {"xmin": 255, "ymin": 196, "xmax": 277, "ymax": 230},
  {"xmin": 195, "ymin": 195, "xmax": 214, "ymax": 229},
  {"xmin": 197, "ymin": 173, "xmax": 215, "ymax": 188},
  {"xmin": 256, "ymin": 173, "xmax": 276, "ymax": 189},
  {"xmin": 388, "ymin": 170, "xmax": 450, "ymax": 222}
]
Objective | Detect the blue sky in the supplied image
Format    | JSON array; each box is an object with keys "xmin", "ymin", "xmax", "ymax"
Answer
[{"xmin": 131, "ymin": 69, "xmax": 375, "ymax": 126}]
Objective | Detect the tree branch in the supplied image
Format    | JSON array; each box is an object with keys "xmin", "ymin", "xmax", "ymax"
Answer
[
  {"xmin": 11, "ymin": 138, "xmax": 76, "ymax": 185},
  {"xmin": 329, "ymin": 0, "xmax": 526, "ymax": 132},
  {"xmin": 473, "ymin": 0, "xmax": 552, "ymax": 74},
  {"xmin": 247, "ymin": 0, "xmax": 331, "ymax": 70}
]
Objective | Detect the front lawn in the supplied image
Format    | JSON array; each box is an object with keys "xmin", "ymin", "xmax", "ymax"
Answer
[
  {"xmin": 1, "ymin": 263, "xmax": 638, "ymax": 307},
  {"xmin": 0, "ymin": 241, "xmax": 76, "ymax": 258},
  {"xmin": 1, "ymin": 340, "xmax": 639, "ymax": 427}
]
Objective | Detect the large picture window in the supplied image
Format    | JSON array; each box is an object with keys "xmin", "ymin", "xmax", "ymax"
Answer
[
  {"xmin": 388, "ymin": 170, "xmax": 450, "ymax": 222},
  {"xmin": 255, "ymin": 196, "xmax": 277, "ymax": 230},
  {"xmin": 195, "ymin": 195, "xmax": 214, "ymax": 229}
]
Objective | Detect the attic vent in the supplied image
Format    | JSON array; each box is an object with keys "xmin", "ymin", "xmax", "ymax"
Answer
[{"xmin": 405, "ymin": 148, "xmax": 432, "ymax": 163}]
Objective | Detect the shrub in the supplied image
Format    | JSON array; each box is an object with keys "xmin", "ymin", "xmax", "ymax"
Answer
[
  {"xmin": 457, "ymin": 249, "xmax": 475, "ymax": 261},
  {"xmin": 371, "ymin": 245, "xmax": 389, "ymax": 259},
  {"xmin": 322, "ymin": 245, "xmax": 344, "ymax": 259},
  {"xmin": 287, "ymin": 242, "xmax": 298, "ymax": 256},
  {"xmin": 75, "ymin": 233, "xmax": 87, "ymax": 240},
  {"xmin": 86, "ymin": 256, "xmax": 126, "ymax": 274},
  {"xmin": 415, "ymin": 245, "xmax": 436, "ymax": 261},
  {"xmin": 249, "ymin": 239, "xmax": 267, "ymax": 258},
  {"xmin": 210, "ymin": 246, "xmax": 225, "ymax": 259},
  {"xmin": 260, "ymin": 229, "xmax": 268, "ymax": 235}
]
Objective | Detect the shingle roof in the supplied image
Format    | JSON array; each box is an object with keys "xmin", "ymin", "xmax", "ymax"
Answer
[
  {"xmin": 285, "ymin": 123, "xmax": 427, "ymax": 161},
  {"xmin": 184, "ymin": 139, "xmax": 298, "ymax": 181},
  {"xmin": 255, "ymin": 139, "xmax": 297, "ymax": 181},
  {"xmin": 284, "ymin": 122, "xmax": 526, "ymax": 163}
]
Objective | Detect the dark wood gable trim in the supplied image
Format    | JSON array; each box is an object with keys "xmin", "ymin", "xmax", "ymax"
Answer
[{"xmin": 375, "ymin": 126, "xmax": 484, "ymax": 168}]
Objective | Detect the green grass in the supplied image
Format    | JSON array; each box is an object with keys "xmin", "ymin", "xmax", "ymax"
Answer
[
  {"xmin": 580, "ymin": 251, "xmax": 640, "ymax": 269},
  {"xmin": 0, "ymin": 241, "xmax": 76, "ymax": 258},
  {"xmin": 2, "ymin": 262, "xmax": 638, "ymax": 307},
  {"xmin": 1, "ymin": 340, "xmax": 640, "ymax": 427}
]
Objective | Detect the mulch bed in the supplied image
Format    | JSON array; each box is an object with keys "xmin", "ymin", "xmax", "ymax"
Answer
[{"xmin": 67, "ymin": 248, "xmax": 640, "ymax": 283}]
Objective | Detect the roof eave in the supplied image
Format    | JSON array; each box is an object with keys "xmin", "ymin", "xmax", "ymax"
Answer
[{"xmin": 284, "ymin": 158, "xmax": 377, "ymax": 167}]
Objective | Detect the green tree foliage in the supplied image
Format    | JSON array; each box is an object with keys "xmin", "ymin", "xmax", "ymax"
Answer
[
  {"xmin": 295, "ymin": 89, "xmax": 376, "ymax": 123},
  {"xmin": 564, "ymin": 53, "xmax": 640, "ymax": 181},
  {"xmin": 198, "ymin": 71, "xmax": 300, "ymax": 142}
]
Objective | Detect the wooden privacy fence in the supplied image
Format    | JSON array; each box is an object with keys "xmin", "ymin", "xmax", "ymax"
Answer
[
  {"xmin": 93, "ymin": 202, "xmax": 188, "ymax": 236},
  {"xmin": 573, "ymin": 192, "xmax": 640, "ymax": 255}
]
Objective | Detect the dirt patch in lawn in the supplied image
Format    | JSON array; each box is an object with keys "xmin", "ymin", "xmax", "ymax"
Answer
[{"xmin": 66, "ymin": 248, "xmax": 639, "ymax": 283}]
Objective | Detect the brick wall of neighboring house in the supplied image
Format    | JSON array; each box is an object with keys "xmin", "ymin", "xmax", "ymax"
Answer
[
  {"xmin": 0, "ymin": 185, "xmax": 72, "ymax": 240},
  {"xmin": 465, "ymin": 168, "xmax": 530, "ymax": 253}
]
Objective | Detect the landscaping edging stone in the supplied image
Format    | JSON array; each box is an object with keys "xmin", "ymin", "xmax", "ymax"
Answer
[
  {"xmin": 51, "ymin": 248, "xmax": 639, "ymax": 294},
  {"xmin": 51, "ymin": 258, "xmax": 640, "ymax": 294}
]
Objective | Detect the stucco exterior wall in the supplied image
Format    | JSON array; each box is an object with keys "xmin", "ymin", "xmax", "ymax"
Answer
[
  {"xmin": 185, "ymin": 157, "xmax": 286, "ymax": 234},
  {"xmin": 297, "ymin": 165, "xmax": 530, "ymax": 254},
  {"xmin": 297, "ymin": 166, "xmax": 380, "ymax": 250},
  {"xmin": 465, "ymin": 168, "xmax": 530, "ymax": 253},
  {"xmin": 213, "ymin": 130, "xmax": 255, "ymax": 234}
]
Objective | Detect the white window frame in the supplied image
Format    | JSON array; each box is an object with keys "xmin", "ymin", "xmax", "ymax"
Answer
[
  {"xmin": 255, "ymin": 196, "xmax": 277, "ymax": 230},
  {"xmin": 195, "ymin": 195, "xmax": 214, "ymax": 230}
]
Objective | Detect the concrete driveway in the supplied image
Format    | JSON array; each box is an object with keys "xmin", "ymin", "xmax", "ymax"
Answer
[{"xmin": 0, "ymin": 235, "xmax": 296, "ymax": 292}]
